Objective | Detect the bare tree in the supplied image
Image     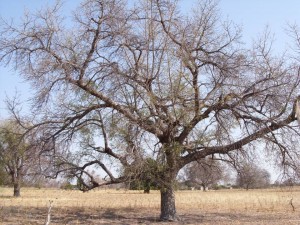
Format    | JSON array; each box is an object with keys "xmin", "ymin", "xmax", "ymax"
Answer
[
  {"xmin": 0, "ymin": 119, "xmax": 41, "ymax": 197},
  {"xmin": 1, "ymin": 0, "xmax": 300, "ymax": 221},
  {"xmin": 236, "ymin": 162, "xmax": 271, "ymax": 190},
  {"xmin": 185, "ymin": 158, "xmax": 225, "ymax": 190}
]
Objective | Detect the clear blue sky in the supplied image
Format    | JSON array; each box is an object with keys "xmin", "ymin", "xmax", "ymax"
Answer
[{"xmin": 1, "ymin": 0, "xmax": 300, "ymax": 118}]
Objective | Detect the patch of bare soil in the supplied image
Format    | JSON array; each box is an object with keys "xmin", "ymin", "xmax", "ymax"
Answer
[{"xmin": 0, "ymin": 206, "xmax": 300, "ymax": 225}]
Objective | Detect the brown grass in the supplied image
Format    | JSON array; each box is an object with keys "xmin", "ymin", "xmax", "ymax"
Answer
[{"xmin": 0, "ymin": 187, "xmax": 300, "ymax": 224}]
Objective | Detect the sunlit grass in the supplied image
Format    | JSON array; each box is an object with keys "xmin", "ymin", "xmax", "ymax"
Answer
[
  {"xmin": 176, "ymin": 188, "xmax": 299, "ymax": 213},
  {"xmin": 0, "ymin": 186, "xmax": 298, "ymax": 213}
]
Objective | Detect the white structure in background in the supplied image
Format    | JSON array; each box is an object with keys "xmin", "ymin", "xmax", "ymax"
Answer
[{"xmin": 200, "ymin": 187, "xmax": 209, "ymax": 191}]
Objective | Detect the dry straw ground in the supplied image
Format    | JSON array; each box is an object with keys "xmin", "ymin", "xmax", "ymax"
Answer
[{"xmin": 0, "ymin": 187, "xmax": 300, "ymax": 224}]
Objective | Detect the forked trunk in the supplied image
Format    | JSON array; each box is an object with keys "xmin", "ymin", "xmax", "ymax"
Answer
[{"xmin": 160, "ymin": 186, "xmax": 179, "ymax": 221}]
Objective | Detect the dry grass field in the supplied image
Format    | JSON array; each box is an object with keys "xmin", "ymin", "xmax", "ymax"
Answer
[{"xmin": 0, "ymin": 187, "xmax": 300, "ymax": 224}]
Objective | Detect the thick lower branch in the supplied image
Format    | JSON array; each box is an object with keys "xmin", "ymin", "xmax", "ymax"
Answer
[{"xmin": 181, "ymin": 102, "xmax": 297, "ymax": 166}]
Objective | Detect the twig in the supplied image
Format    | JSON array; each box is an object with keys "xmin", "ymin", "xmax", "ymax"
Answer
[
  {"xmin": 289, "ymin": 198, "xmax": 295, "ymax": 212},
  {"xmin": 45, "ymin": 200, "xmax": 53, "ymax": 225}
]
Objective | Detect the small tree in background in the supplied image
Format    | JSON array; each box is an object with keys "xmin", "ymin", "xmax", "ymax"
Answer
[
  {"xmin": 184, "ymin": 158, "xmax": 225, "ymax": 190},
  {"xmin": 125, "ymin": 158, "xmax": 160, "ymax": 193},
  {"xmin": 236, "ymin": 162, "xmax": 271, "ymax": 190},
  {"xmin": 0, "ymin": 119, "xmax": 41, "ymax": 196}
]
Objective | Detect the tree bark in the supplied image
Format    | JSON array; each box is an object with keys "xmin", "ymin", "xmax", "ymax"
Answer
[
  {"xmin": 144, "ymin": 179, "xmax": 151, "ymax": 194},
  {"xmin": 160, "ymin": 186, "xmax": 179, "ymax": 221},
  {"xmin": 159, "ymin": 143, "xmax": 181, "ymax": 221},
  {"xmin": 11, "ymin": 171, "xmax": 21, "ymax": 197},
  {"xmin": 13, "ymin": 181, "xmax": 21, "ymax": 197},
  {"xmin": 144, "ymin": 188, "xmax": 150, "ymax": 194}
]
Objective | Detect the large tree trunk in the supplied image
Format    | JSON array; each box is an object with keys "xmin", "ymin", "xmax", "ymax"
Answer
[
  {"xmin": 159, "ymin": 143, "xmax": 181, "ymax": 221},
  {"xmin": 160, "ymin": 185, "xmax": 179, "ymax": 221},
  {"xmin": 13, "ymin": 181, "xmax": 21, "ymax": 197},
  {"xmin": 11, "ymin": 171, "xmax": 21, "ymax": 197}
]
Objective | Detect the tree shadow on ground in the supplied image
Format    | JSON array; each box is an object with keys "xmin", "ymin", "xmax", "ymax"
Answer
[
  {"xmin": 52, "ymin": 208, "xmax": 161, "ymax": 225},
  {"xmin": 1, "ymin": 206, "xmax": 300, "ymax": 224},
  {"xmin": 0, "ymin": 196, "xmax": 16, "ymax": 199}
]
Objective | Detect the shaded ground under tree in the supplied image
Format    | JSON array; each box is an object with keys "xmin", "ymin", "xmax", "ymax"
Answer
[{"xmin": 1, "ymin": 206, "xmax": 299, "ymax": 225}]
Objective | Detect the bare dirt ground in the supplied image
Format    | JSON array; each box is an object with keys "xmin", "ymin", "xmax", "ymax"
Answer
[{"xmin": 1, "ymin": 188, "xmax": 300, "ymax": 224}]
